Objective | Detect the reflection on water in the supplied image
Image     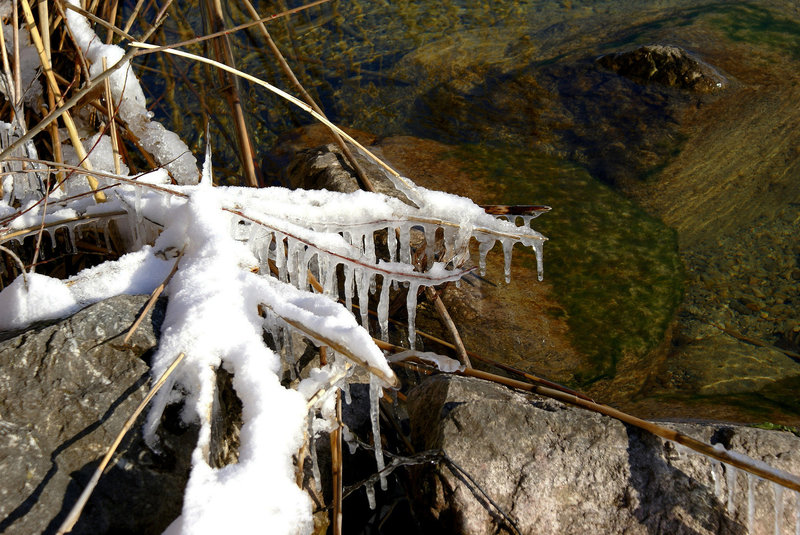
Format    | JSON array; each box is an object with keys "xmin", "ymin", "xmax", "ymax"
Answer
[{"xmin": 140, "ymin": 0, "xmax": 800, "ymax": 423}]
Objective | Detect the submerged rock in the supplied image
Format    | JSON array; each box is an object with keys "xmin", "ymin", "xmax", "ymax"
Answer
[
  {"xmin": 597, "ymin": 45, "xmax": 728, "ymax": 93},
  {"xmin": 0, "ymin": 295, "xmax": 195, "ymax": 535},
  {"xmin": 406, "ymin": 374, "xmax": 800, "ymax": 535}
]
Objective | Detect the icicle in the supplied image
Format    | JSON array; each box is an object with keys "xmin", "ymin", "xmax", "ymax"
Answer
[
  {"xmin": 297, "ymin": 247, "xmax": 314, "ymax": 290},
  {"xmin": 726, "ymin": 464, "xmax": 737, "ymax": 515},
  {"xmin": 357, "ymin": 269, "xmax": 370, "ymax": 328},
  {"xmin": 477, "ymin": 237, "xmax": 495, "ymax": 276},
  {"xmin": 377, "ymin": 275, "xmax": 390, "ymax": 340},
  {"xmin": 406, "ymin": 282, "xmax": 420, "ymax": 350},
  {"xmin": 322, "ymin": 256, "xmax": 337, "ymax": 297},
  {"xmin": 442, "ymin": 226, "xmax": 456, "ymax": 264},
  {"xmin": 286, "ymin": 238, "xmax": 302, "ymax": 286},
  {"xmin": 99, "ymin": 219, "xmax": 111, "ymax": 250},
  {"xmin": 364, "ymin": 230, "xmax": 376, "ymax": 265},
  {"xmin": 282, "ymin": 329, "xmax": 296, "ymax": 379},
  {"xmin": 522, "ymin": 215, "xmax": 533, "ymax": 228},
  {"xmin": 748, "ymin": 473, "xmax": 756, "ymax": 534},
  {"xmin": 398, "ymin": 224, "xmax": 411, "ymax": 265},
  {"xmin": 274, "ymin": 233, "xmax": 287, "ymax": 281},
  {"xmin": 501, "ymin": 238, "xmax": 514, "ymax": 283},
  {"xmin": 63, "ymin": 222, "xmax": 77, "ymax": 252},
  {"xmin": 776, "ymin": 483, "xmax": 785, "ymax": 535},
  {"xmin": 423, "ymin": 224, "xmax": 436, "ymax": 268},
  {"xmin": 259, "ymin": 232, "xmax": 273, "ymax": 276},
  {"xmin": 533, "ymin": 239, "xmax": 544, "ymax": 281},
  {"xmin": 365, "ymin": 482, "xmax": 376, "ymax": 510},
  {"xmin": 387, "ymin": 225, "xmax": 397, "ymax": 263},
  {"xmin": 369, "ymin": 375, "xmax": 387, "ymax": 491},
  {"xmin": 344, "ymin": 263, "xmax": 354, "ymax": 312},
  {"xmin": 343, "ymin": 380, "xmax": 352, "ymax": 405},
  {"xmin": 308, "ymin": 417, "xmax": 322, "ymax": 493},
  {"xmin": 134, "ymin": 185, "xmax": 143, "ymax": 224},
  {"xmin": 711, "ymin": 460, "xmax": 723, "ymax": 500}
]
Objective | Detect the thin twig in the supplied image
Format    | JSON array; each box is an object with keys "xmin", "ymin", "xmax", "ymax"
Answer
[
  {"xmin": 19, "ymin": 0, "xmax": 104, "ymax": 201},
  {"xmin": 122, "ymin": 251, "xmax": 182, "ymax": 344},
  {"xmin": 129, "ymin": 43, "xmax": 423, "ymax": 207},
  {"xmin": 425, "ymin": 287, "xmax": 471, "ymax": 368},
  {"xmin": 330, "ymin": 390, "xmax": 343, "ymax": 535},
  {"xmin": 238, "ymin": 0, "xmax": 375, "ymax": 192},
  {"xmin": 0, "ymin": 245, "xmax": 28, "ymax": 288},
  {"xmin": 56, "ymin": 352, "xmax": 186, "ymax": 535}
]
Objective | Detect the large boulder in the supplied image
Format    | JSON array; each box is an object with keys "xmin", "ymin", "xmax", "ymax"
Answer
[
  {"xmin": 406, "ymin": 374, "xmax": 800, "ymax": 535},
  {"xmin": 0, "ymin": 295, "xmax": 195, "ymax": 535}
]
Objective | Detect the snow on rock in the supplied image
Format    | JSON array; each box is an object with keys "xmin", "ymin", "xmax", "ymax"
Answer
[{"xmin": 0, "ymin": 273, "xmax": 78, "ymax": 331}]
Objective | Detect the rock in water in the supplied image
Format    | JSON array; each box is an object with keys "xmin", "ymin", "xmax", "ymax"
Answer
[
  {"xmin": 0, "ymin": 295, "xmax": 195, "ymax": 535},
  {"xmin": 406, "ymin": 374, "xmax": 800, "ymax": 535},
  {"xmin": 597, "ymin": 45, "xmax": 727, "ymax": 93}
]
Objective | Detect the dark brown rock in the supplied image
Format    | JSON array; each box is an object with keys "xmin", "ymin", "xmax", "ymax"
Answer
[{"xmin": 598, "ymin": 45, "xmax": 728, "ymax": 93}]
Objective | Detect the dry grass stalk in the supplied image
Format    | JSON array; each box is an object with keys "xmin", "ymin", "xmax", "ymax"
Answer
[
  {"xmin": 19, "ymin": 0, "xmax": 105, "ymax": 201},
  {"xmin": 425, "ymin": 286, "xmax": 471, "ymax": 368},
  {"xmin": 122, "ymin": 252, "xmax": 183, "ymax": 344},
  {"xmin": 56, "ymin": 351, "xmax": 186, "ymax": 535},
  {"xmin": 101, "ymin": 57, "xmax": 122, "ymax": 175},
  {"xmin": 330, "ymin": 390, "xmax": 343, "ymax": 535},
  {"xmin": 206, "ymin": 0, "xmax": 260, "ymax": 187}
]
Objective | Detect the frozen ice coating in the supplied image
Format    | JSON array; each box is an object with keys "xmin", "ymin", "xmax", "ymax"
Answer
[{"xmin": 63, "ymin": 1, "xmax": 198, "ymax": 184}]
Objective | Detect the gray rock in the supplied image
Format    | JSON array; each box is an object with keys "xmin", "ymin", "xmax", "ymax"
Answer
[
  {"xmin": 406, "ymin": 375, "xmax": 800, "ymax": 535},
  {"xmin": 597, "ymin": 45, "xmax": 728, "ymax": 93},
  {"xmin": 0, "ymin": 295, "xmax": 195, "ymax": 535}
]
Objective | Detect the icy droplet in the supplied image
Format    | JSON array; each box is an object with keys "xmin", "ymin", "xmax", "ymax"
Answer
[
  {"xmin": 369, "ymin": 375, "xmax": 387, "ymax": 491},
  {"xmin": 501, "ymin": 238, "xmax": 514, "ymax": 283},
  {"xmin": 406, "ymin": 282, "xmax": 420, "ymax": 350},
  {"xmin": 378, "ymin": 275, "xmax": 390, "ymax": 340},
  {"xmin": 477, "ymin": 237, "xmax": 495, "ymax": 277}
]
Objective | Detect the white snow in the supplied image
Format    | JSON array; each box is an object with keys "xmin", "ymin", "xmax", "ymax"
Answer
[{"xmin": 0, "ymin": 272, "xmax": 78, "ymax": 331}]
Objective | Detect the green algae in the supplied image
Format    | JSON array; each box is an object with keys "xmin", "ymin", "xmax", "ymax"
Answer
[
  {"xmin": 704, "ymin": 3, "xmax": 800, "ymax": 59},
  {"xmin": 449, "ymin": 145, "xmax": 683, "ymax": 384}
]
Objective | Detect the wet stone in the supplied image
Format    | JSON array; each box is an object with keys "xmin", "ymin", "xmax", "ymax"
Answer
[{"xmin": 597, "ymin": 45, "xmax": 728, "ymax": 93}]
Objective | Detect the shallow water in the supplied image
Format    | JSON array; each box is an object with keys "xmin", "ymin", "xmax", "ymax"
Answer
[{"xmin": 139, "ymin": 0, "xmax": 800, "ymax": 424}]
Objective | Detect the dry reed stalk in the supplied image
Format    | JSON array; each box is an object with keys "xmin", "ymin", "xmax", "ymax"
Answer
[
  {"xmin": 330, "ymin": 390, "xmax": 343, "ymax": 535},
  {"xmin": 122, "ymin": 252, "xmax": 182, "ymax": 344},
  {"xmin": 56, "ymin": 351, "xmax": 186, "ymax": 535},
  {"xmin": 129, "ymin": 43, "xmax": 422, "ymax": 205},
  {"xmin": 237, "ymin": 0, "xmax": 376, "ymax": 192},
  {"xmin": 425, "ymin": 286, "xmax": 471, "ymax": 368},
  {"xmin": 122, "ymin": 0, "xmax": 147, "ymax": 34},
  {"xmin": 0, "ymin": 244, "xmax": 27, "ymax": 286},
  {"xmin": 206, "ymin": 0, "xmax": 260, "ymax": 187},
  {"xmin": 104, "ymin": 0, "xmax": 120, "ymax": 43},
  {"xmin": 19, "ymin": 0, "xmax": 105, "ymax": 202},
  {"xmin": 101, "ymin": 57, "xmax": 122, "ymax": 175}
]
